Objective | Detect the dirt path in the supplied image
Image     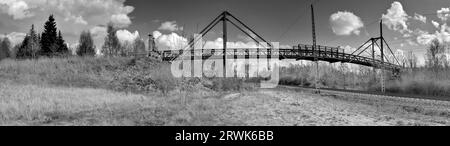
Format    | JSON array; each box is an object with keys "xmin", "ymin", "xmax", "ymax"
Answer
[{"xmin": 219, "ymin": 88, "xmax": 450, "ymax": 126}]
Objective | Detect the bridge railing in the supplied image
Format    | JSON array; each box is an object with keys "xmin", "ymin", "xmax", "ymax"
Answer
[{"xmin": 160, "ymin": 46, "xmax": 401, "ymax": 71}]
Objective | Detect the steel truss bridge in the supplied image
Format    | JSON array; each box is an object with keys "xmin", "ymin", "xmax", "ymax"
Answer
[{"xmin": 158, "ymin": 10, "xmax": 402, "ymax": 73}]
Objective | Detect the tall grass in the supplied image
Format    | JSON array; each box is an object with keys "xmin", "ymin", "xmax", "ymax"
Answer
[
  {"xmin": 279, "ymin": 63, "xmax": 450, "ymax": 98},
  {"xmin": 279, "ymin": 63, "xmax": 377, "ymax": 90},
  {"xmin": 0, "ymin": 56, "xmax": 253, "ymax": 96},
  {"xmin": 383, "ymin": 69, "xmax": 450, "ymax": 97},
  {"xmin": 0, "ymin": 57, "xmax": 183, "ymax": 95},
  {"xmin": 0, "ymin": 57, "xmax": 239, "ymax": 125}
]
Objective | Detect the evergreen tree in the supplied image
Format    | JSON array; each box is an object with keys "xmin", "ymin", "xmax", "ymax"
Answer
[
  {"xmin": 77, "ymin": 31, "xmax": 96, "ymax": 56},
  {"xmin": 40, "ymin": 15, "xmax": 58, "ymax": 56},
  {"xmin": 0, "ymin": 37, "xmax": 11, "ymax": 60},
  {"xmin": 101, "ymin": 23, "xmax": 120, "ymax": 56},
  {"xmin": 16, "ymin": 25, "xmax": 41, "ymax": 59},
  {"xmin": 56, "ymin": 30, "xmax": 69, "ymax": 55},
  {"xmin": 16, "ymin": 35, "xmax": 31, "ymax": 59}
]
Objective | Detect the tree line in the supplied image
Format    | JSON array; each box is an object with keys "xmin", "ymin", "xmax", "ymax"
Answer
[
  {"xmin": 396, "ymin": 38, "xmax": 450, "ymax": 72},
  {"xmin": 0, "ymin": 15, "xmax": 147, "ymax": 60}
]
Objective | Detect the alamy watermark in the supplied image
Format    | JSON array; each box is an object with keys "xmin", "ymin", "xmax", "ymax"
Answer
[{"xmin": 169, "ymin": 35, "xmax": 280, "ymax": 88}]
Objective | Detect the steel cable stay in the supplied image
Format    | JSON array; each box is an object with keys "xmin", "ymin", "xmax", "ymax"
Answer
[
  {"xmin": 161, "ymin": 9, "xmax": 402, "ymax": 73},
  {"xmin": 169, "ymin": 11, "xmax": 277, "ymax": 62}
]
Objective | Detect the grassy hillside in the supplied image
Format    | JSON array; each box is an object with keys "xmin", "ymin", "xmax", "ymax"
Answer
[
  {"xmin": 0, "ymin": 57, "xmax": 256, "ymax": 125},
  {"xmin": 0, "ymin": 57, "xmax": 183, "ymax": 94}
]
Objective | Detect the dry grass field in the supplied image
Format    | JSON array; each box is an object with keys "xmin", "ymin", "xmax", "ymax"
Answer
[{"xmin": 0, "ymin": 57, "xmax": 449, "ymax": 126}]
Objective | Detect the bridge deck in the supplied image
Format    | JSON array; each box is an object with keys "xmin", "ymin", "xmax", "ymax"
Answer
[{"xmin": 160, "ymin": 44, "xmax": 401, "ymax": 71}]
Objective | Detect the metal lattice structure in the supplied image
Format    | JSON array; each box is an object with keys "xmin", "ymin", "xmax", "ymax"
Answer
[{"xmin": 155, "ymin": 11, "xmax": 402, "ymax": 73}]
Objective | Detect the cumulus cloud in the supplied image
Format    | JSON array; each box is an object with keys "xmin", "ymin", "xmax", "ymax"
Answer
[
  {"xmin": 0, "ymin": 0, "xmax": 135, "ymax": 49},
  {"xmin": 0, "ymin": 0, "xmax": 34, "ymax": 19},
  {"xmin": 415, "ymin": 24, "xmax": 450, "ymax": 45},
  {"xmin": 111, "ymin": 14, "xmax": 132, "ymax": 28},
  {"xmin": 437, "ymin": 8, "xmax": 450, "ymax": 22},
  {"xmin": 152, "ymin": 31, "xmax": 277, "ymax": 51},
  {"xmin": 330, "ymin": 11, "xmax": 364, "ymax": 36},
  {"xmin": 382, "ymin": 1, "xmax": 410, "ymax": 33},
  {"xmin": 116, "ymin": 29, "xmax": 140, "ymax": 44},
  {"xmin": 90, "ymin": 26, "xmax": 107, "ymax": 39},
  {"xmin": 152, "ymin": 31, "xmax": 188, "ymax": 50},
  {"xmin": 0, "ymin": 0, "xmax": 134, "ymax": 26},
  {"xmin": 413, "ymin": 13, "xmax": 426, "ymax": 23},
  {"xmin": 158, "ymin": 21, "xmax": 183, "ymax": 32},
  {"xmin": 202, "ymin": 38, "xmax": 266, "ymax": 49},
  {"xmin": 0, "ymin": 32, "xmax": 26, "ymax": 46},
  {"xmin": 417, "ymin": 33, "xmax": 435, "ymax": 45},
  {"xmin": 431, "ymin": 20, "xmax": 440, "ymax": 28}
]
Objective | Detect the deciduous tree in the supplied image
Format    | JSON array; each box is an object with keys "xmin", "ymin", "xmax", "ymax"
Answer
[{"xmin": 77, "ymin": 31, "xmax": 96, "ymax": 56}]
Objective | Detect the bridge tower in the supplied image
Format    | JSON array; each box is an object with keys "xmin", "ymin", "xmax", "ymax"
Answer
[
  {"xmin": 311, "ymin": 4, "xmax": 320, "ymax": 92},
  {"xmin": 166, "ymin": 11, "xmax": 274, "ymax": 78},
  {"xmin": 380, "ymin": 20, "xmax": 386, "ymax": 93},
  {"xmin": 350, "ymin": 20, "xmax": 402, "ymax": 93},
  {"xmin": 222, "ymin": 11, "xmax": 228, "ymax": 77}
]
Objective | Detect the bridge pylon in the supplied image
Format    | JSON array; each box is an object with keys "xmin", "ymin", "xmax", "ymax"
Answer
[{"xmin": 348, "ymin": 20, "xmax": 403, "ymax": 93}]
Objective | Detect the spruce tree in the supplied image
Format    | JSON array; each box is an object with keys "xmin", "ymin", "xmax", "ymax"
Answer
[
  {"xmin": 16, "ymin": 25, "xmax": 41, "ymax": 59},
  {"xmin": 57, "ymin": 30, "xmax": 69, "ymax": 55},
  {"xmin": 16, "ymin": 35, "xmax": 31, "ymax": 59},
  {"xmin": 40, "ymin": 15, "xmax": 58, "ymax": 56}
]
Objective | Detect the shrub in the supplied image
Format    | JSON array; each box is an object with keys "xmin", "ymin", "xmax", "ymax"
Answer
[{"xmin": 151, "ymin": 65, "xmax": 178, "ymax": 95}]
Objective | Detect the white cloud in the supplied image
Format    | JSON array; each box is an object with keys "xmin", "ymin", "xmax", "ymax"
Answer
[
  {"xmin": 431, "ymin": 20, "xmax": 440, "ymax": 28},
  {"xmin": 0, "ymin": 32, "xmax": 26, "ymax": 46},
  {"xmin": 330, "ymin": 11, "xmax": 364, "ymax": 36},
  {"xmin": 158, "ymin": 21, "xmax": 183, "ymax": 32},
  {"xmin": 152, "ymin": 31, "xmax": 278, "ymax": 51},
  {"xmin": 1, "ymin": 0, "xmax": 134, "ymax": 25},
  {"xmin": 417, "ymin": 31, "xmax": 436, "ymax": 45},
  {"xmin": 0, "ymin": 0, "xmax": 135, "ymax": 48},
  {"xmin": 416, "ymin": 23, "xmax": 450, "ymax": 45},
  {"xmin": 413, "ymin": 13, "xmax": 426, "ymax": 23},
  {"xmin": 111, "ymin": 14, "xmax": 132, "ymax": 28},
  {"xmin": 90, "ymin": 26, "xmax": 107, "ymax": 39},
  {"xmin": 202, "ymin": 38, "xmax": 265, "ymax": 49},
  {"xmin": 437, "ymin": 7, "xmax": 450, "ymax": 22},
  {"xmin": 382, "ymin": 1, "xmax": 410, "ymax": 33},
  {"xmin": 153, "ymin": 31, "xmax": 188, "ymax": 50},
  {"xmin": 0, "ymin": 0, "xmax": 34, "ymax": 20},
  {"xmin": 116, "ymin": 29, "xmax": 139, "ymax": 44}
]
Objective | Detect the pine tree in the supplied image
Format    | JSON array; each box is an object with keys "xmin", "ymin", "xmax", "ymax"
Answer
[
  {"xmin": 77, "ymin": 31, "xmax": 96, "ymax": 56},
  {"xmin": 101, "ymin": 23, "xmax": 120, "ymax": 57},
  {"xmin": 40, "ymin": 15, "xmax": 58, "ymax": 56},
  {"xmin": 0, "ymin": 37, "xmax": 11, "ymax": 60}
]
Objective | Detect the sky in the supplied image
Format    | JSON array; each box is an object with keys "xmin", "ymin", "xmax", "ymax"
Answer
[{"xmin": 1, "ymin": 0, "xmax": 450, "ymax": 65}]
